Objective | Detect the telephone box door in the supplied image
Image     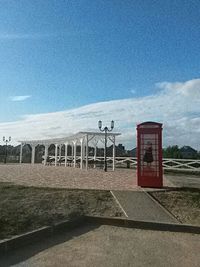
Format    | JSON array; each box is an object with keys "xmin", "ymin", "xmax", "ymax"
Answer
[{"xmin": 137, "ymin": 122, "xmax": 163, "ymax": 188}]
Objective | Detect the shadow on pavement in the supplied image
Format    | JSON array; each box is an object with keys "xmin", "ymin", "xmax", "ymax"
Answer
[{"xmin": 0, "ymin": 223, "xmax": 99, "ymax": 267}]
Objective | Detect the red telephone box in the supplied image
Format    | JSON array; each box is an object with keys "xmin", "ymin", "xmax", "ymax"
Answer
[{"xmin": 137, "ymin": 121, "xmax": 163, "ymax": 188}]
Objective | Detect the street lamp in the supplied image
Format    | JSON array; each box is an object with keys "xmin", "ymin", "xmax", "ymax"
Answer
[
  {"xmin": 98, "ymin": 120, "xmax": 114, "ymax": 172},
  {"xmin": 3, "ymin": 136, "xmax": 11, "ymax": 164}
]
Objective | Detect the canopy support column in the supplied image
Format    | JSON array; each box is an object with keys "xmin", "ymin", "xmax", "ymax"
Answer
[
  {"xmin": 58, "ymin": 144, "xmax": 62, "ymax": 165},
  {"xmin": 93, "ymin": 140, "xmax": 98, "ymax": 169},
  {"xmin": 73, "ymin": 141, "xmax": 77, "ymax": 168},
  {"xmin": 31, "ymin": 145, "xmax": 36, "ymax": 164},
  {"xmin": 44, "ymin": 145, "xmax": 48, "ymax": 165},
  {"xmin": 59, "ymin": 144, "xmax": 62, "ymax": 160},
  {"xmin": 80, "ymin": 138, "xmax": 83, "ymax": 169},
  {"xmin": 72, "ymin": 144, "xmax": 74, "ymax": 158},
  {"xmin": 113, "ymin": 136, "xmax": 116, "ymax": 171},
  {"xmin": 55, "ymin": 144, "xmax": 58, "ymax": 166},
  {"xmin": 94, "ymin": 145, "xmax": 97, "ymax": 160},
  {"xmin": 19, "ymin": 143, "xmax": 23, "ymax": 164},
  {"xmin": 64, "ymin": 143, "xmax": 68, "ymax": 167},
  {"xmin": 86, "ymin": 135, "xmax": 88, "ymax": 170}
]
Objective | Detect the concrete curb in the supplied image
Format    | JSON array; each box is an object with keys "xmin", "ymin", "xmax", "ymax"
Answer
[
  {"xmin": 85, "ymin": 215, "xmax": 200, "ymax": 234},
  {"xmin": 0, "ymin": 217, "xmax": 85, "ymax": 254}
]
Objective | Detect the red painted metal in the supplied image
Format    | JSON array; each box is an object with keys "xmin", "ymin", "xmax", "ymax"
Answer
[{"xmin": 137, "ymin": 121, "xmax": 163, "ymax": 188}]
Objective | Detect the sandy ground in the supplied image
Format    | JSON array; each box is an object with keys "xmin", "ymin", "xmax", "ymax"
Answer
[
  {"xmin": 5, "ymin": 225, "xmax": 200, "ymax": 267},
  {"xmin": 0, "ymin": 164, "xmax": 173, "ymax": 190},
  {"xmin": 0, "ymin": 164, "xmax": 138, "ymax": 190}
]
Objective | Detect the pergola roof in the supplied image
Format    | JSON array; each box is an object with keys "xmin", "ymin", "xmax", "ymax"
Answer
[{"xmin": 19, "ymin": 131, "xmax": 121, "ymax": 146}]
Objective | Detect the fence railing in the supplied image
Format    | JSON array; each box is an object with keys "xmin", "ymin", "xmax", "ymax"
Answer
[
  {"xmin": 112, "ymin": 157, "xmax": 200, "ymax": 172},
  {"xmin": 162, "ymin": 158, "xmax": 200, "ymax": 172},
  {"xmin": 48, "ymin": 156, "xmax": 200, "ymax": 172}
]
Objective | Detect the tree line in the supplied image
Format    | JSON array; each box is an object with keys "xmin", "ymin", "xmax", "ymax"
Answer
[{"xmin": 0, "ymin": 144, "xmax": 199, "ymax": 163}]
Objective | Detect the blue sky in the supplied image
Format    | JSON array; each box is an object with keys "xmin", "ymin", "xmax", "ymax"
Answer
[{"xmin": 0, "ymin": 0, "xmax": 199, "ymax": 148}]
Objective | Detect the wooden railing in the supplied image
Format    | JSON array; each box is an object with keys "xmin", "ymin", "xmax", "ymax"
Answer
[
  {"xmin": 162, "ymin": 158, "xmax": 200, "ymax": 172},
  {"xmin": 113, "ymin": 157, "xmax": 200, "ymax": 172},
  {"xmin": 48, "ymin": 156, "xmax": 200, "ymax": 172}
]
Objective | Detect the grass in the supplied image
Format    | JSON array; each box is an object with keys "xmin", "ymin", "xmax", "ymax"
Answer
[
  {"xmin": 0, "ymin": 182, "xmax": 123, "ymax": 240},
  {"xmin": 150, "ymin": 187, "xmax": 200, "ymax": 225},
  {"xmin": 164, "ymin": 169, "xmax": 200, "ymax": 176}
]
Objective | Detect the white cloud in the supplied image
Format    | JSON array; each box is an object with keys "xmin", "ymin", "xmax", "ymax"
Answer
[
  {"xmin": 157, "ymin": 79, "xmax": 200, "ymax": 97},
  {"xmin": 10, "ymin": 95, "xmax": 32, "ymax": 102},
  {"xmin": 1, "ymin": 78, "xmax": 200, "ymax": 150}
]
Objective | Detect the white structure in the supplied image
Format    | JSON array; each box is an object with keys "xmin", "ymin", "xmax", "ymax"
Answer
[{"xmin": 19, "ymin": 131, "xmax": 120, "ymax": 170}]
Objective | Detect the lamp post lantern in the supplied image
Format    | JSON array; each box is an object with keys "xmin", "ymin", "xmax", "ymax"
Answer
[
  {"xmin": 3, "ymin": 136, "xmax": 11, "ymax": 164},
  {"xmin": 98, "ymin": 120, "xmax": 114, "ymax": 172}
]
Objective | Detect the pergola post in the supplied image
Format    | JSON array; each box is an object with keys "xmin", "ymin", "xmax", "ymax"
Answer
[
  {"xmin": 72, "ymin": 144, "xmax": 74, "ymax": 158},
  {"xmin": 80, "ymin": 138, "xmax": 83, "ymax": 169},
  {"xmin": 31, "ymin": 145, "xmax": 36, "ymax": 164},
  {"xmin": 55, "ymin": 144, "xmax": 58, "ymax": 166},
  {"xmin": 93, "ymin": 142, "xmax": 97, "ymax": 169},
  {"xmin": 73, "ymin": 141, "xmax": 77, "ymax": 168},
  {"xmin": 86, "ymin": 134, "xmax": 88, "ymax": 170},
  {"xmin": 44, "ymin": 145, "xmax": 48, "ymax": 165},
  {"xmin": 59, "ymin": 144, "xmax": 62, "ymax": 160},
  {"xmin": 113, "ymin": 136, "xmax": 116, "ymax": 171},
  {"xmin": 64, "ymin": 143, "xmax": 68, "ymax": 167},
  {"xmin": 19, "ymin": 143, "xmax": 23, "ymax": 164},
  {"xmin": 94, "ymin": 145, "xmax": 97, "ymax": 160}
]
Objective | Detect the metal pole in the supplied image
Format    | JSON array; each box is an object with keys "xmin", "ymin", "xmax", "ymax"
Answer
[
  {"xmin": 98, "ymin": 121, "xmax": 114, "ymax": 172},
  {"xmin": 4, "ymin": 141, "xmax": 7, "ymax": 164},
  {"xmin": 3, "ymin": 136, "xmax": 11, "ymax": 164}
]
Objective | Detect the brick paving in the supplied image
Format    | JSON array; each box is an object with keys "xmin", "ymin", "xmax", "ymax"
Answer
[{"xmin": 0, "ymin": 164, "xmax": 139, "ymax": 191}]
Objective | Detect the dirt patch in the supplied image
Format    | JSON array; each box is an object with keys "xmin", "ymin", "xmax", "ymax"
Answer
[
  {"xmin": 150, "ymin": 188, "xmax": 200, "ymax": 225},
  {"xmin": 0, "ymin": 182, "xmax": 123, "ymax": 240}
]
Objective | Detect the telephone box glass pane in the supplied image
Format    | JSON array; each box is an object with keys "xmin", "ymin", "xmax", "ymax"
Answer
[{"xmin": 140, "ymin": 133, "xmax": 159, "ymax": 177}]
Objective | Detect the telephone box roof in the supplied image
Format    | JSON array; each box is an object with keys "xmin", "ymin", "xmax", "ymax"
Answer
[{"xmin": 137, "ymin": 121, "xmax": 163, "ymax": 128}]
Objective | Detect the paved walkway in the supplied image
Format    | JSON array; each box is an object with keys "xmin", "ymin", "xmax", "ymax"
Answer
[
  {"xmin": 2, "ymin": 225, "xmax": 199, "ymax": 267},
  {"xmin": 112, "ymin": 190, "xmax": 178, "ymax": 223}
]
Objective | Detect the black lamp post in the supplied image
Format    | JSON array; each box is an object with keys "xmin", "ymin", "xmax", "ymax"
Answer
[
  {"xmin": 98, "ymin": 120, "xmax": 114, "ymax": 172},
  {"xmin": 3, "ymin": 136, "xmax": 11, "ymax": 164}
]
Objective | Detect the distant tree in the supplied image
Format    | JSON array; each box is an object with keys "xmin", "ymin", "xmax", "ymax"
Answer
[{"xmin": 163, "ymin": 145, "xmax": 181, "ymax": 158}]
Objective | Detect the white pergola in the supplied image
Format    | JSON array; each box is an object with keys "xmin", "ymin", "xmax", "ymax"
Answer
[{"xmin": 18, "ymin": 131, "xmax": 121, "ymax": 170}]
